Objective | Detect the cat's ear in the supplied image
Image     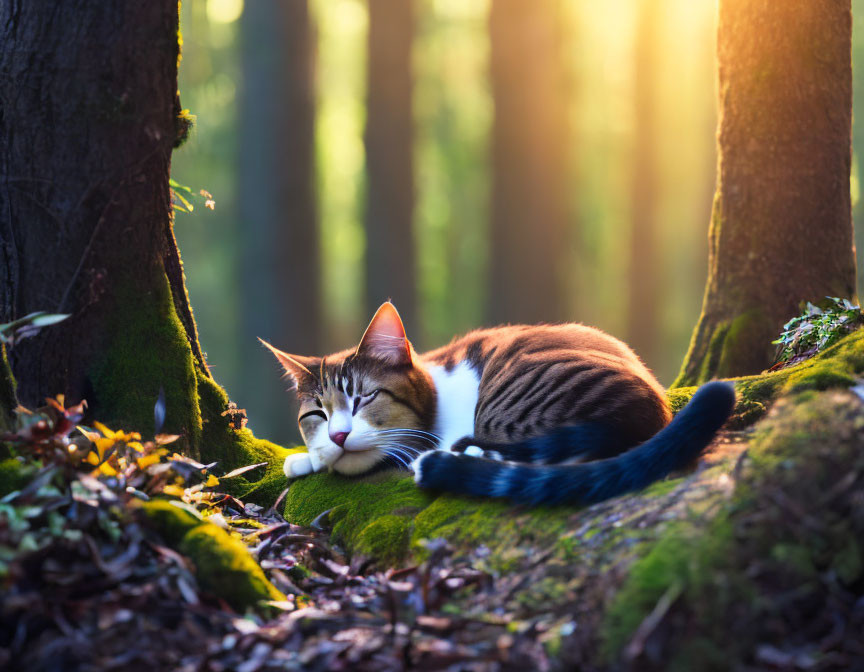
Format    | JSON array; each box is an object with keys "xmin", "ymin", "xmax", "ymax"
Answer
[
  {"xmin": 258, "ymin": 338, "xmax": 320, "ymax": 389},
  {"xmin": 356, "ymin": 301, "xmax": 412, "ymax": 365}
]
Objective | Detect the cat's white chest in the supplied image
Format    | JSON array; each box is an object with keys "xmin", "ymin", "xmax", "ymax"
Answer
[{"xmin": 426, "ymin": 361, "xmax": 480, "ymax": 450}]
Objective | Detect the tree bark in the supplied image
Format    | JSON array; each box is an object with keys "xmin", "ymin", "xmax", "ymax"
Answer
[
  {"xmin": 0, "ymin": 2, "xmax": 216, "ymax": 455},
  {"xmin": 675, "ymin": 0, "xmax": 856, "ymax": 386},
  {"xmin": 626, "ymin": 0, "xmax": 661, "ymax": 369},
  {"xmin": 364, "ymin": 0, "xmax": 417, "ymax": 334},
  {"xmin": 0, "ymin": 346, "xmax": 15, "ymax": 432},
  {"xmin": 488, "ymin": 0, "xmax": 570, "ymax": 325},
  {"xmin": 239, "ymin": 0, "xmax": 321, "ymax": 443}
]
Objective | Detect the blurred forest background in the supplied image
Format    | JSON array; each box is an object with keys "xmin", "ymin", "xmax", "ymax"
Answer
[{"xmin": 172, "ymin": 0, "xmax": 864, "ymax": 445}]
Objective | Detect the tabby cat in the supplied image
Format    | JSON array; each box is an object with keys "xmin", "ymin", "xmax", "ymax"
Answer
[{"xmin": 261, "ymin": 302, "xmax": 735, "ymax": 506}]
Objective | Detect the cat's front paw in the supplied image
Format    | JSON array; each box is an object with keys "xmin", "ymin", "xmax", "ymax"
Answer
[{"xmin": 283, "ymin": 452, "xmax": 314, "ymax": 479}]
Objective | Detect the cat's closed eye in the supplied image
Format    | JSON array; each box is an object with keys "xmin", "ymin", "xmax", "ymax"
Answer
[
  {"xmin": 353, "ymin": 389, "xmax": 380, "ymax": 415},
  {"xmin": 299, "ymin": 409, "xmax": 326, "ymax": 423}
]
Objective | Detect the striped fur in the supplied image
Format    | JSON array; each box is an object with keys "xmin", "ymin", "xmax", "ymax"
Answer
[{"xmin": 264, "ymin": 302, "xmax": 736, "ymax": 506}]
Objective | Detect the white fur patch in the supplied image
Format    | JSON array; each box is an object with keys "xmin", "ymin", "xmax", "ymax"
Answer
[
  {"xmin": 463, "ymin": 445, "xmax": 484, "ymax": 457},
  {"xmin": 427, "ymin": 361, "xmax": 480, "ymax": 450},
  {"xmin": 284, "ymin": 452, "xmax": 313, "ymax": 478}
]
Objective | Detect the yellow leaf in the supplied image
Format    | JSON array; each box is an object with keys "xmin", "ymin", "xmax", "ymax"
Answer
[
  {"xmin": 92, "ymin": 421, "xmax": 115, "ymax": 437},
  {"xmin": 76, "ymin": 425, "xmax": 99, "ymax": 442},
  {"xmin": 162, "ymin": 484, "xmax": 186, "ymax": 498},
  {"xmin": 96, "ymin": 462, "xmax": 118, "ymax": 477},
  {"xmin": 205, "ymin": 474, "xmax": 219, "ymax": 487},
  {"xmin": 137, "ymin": 454, "xmax": 161, "ymax": 469}
]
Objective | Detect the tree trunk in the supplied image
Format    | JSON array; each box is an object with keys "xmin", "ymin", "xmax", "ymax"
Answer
[
  {"xmin": 239, "ymin": 0, "xmax": 321, "ymax": 444},
  {"xmin": 365, "ymin": 0, "xmax": 417, "ymax": 334},
  {"xmin": 675, "ymin": 0, "xmax": 856, "ymax": 386},
  {"xmin": 852, "ymin": 0, "xmax": 864, "ymax": 297},
  {"xmin": 0, "ymin": 346, "xmax": 15, "ymax": 432},
  {"xmin": 0, "ymin": 2, "xmax": 269, "ymax": 467},
  {"xmin": 488, "ymin": 0, "xmax": 570, "ymax": 325},
  {"xmin": 626, "ymin": 0, "xmax": 661, "ymax": 369}
]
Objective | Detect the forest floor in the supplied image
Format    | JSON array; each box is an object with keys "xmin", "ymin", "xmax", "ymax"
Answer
[{"xmin": 3, "ymin": 331, "xmax": 864, "ymax": 671}]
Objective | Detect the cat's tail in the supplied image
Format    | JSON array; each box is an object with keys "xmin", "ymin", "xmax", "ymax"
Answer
[{"xmin": 412, "ymin": 381, "xmax": 736, "ymax": 506}]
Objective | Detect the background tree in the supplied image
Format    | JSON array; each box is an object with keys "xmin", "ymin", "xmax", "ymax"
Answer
[
  {"xmin": 0, "ymin": 2, "xmax": 278, "ymax": 470},
  {"xmin": 239, "ymin": 0, "xmax": 321, "ymax": 443},
  {"xmin": 675, "ymin": 0, "xmax": 857, "ymax": 386},
  {"xmin": 364, "ymin": 0, "xmax": 417, "ymax": 334},
  {"xmin": 488, "ymin": 0, "xmax": 570, "ymax": 325},
  {"xmin": 626, "ymin": 0, "xmax": 661, "ymax": 369}
]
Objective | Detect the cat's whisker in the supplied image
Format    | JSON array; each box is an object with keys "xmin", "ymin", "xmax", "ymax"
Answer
[
  {"xmin": 380, "ymin": 448, "xmax": 411, "ymax": 470},
  {"xmin": 372, "ymin": 429, "xmax": 441, "ymax": 446},
  {"xmin": 375, "ymin": 428, "xmax": 441, "ymax": 440},
  {"xmin": 377, "ymin": 436, "xmax": 437, "ymax": 448},
  {"xmin": 379, "ymin": 443, "xmax": 421, "ymax": 463}
]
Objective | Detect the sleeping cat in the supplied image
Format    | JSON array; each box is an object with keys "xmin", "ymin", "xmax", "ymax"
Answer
[{"xmin": 261, "ymin": 302, "xmax": 735, "ymax": 506}]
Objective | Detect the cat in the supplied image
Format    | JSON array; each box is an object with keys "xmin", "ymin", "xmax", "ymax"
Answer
[{"xmin": 260, "ymin": 301, "xmax": 735, "ymax": 506}]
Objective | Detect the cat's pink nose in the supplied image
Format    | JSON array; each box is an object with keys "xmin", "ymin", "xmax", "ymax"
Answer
[{"xmin": 330, "ymin": 431, "xmax": 349, "ymax": 447}]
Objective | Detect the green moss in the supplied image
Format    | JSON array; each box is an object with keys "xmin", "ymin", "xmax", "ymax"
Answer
[
  {"xmin": 280, "ymin": 469, "xmax": 575, "ymax": 566},
  {"xmin": 195, "ymin": 372, "xmax": 294, "ymax": 504},
  {"xmin": 601, "ymin": 389, "xmax": 864, "ymax": 666},
  {"xmin": 90, "ymin": 273, "xmax": 202, "ymax": 456},
  {"xmin": 669, "ymin": 329, "xmax": 864, "ymax": 428},
  {"xmin": 283, "ymin": 471, "xmax": 431, "ymax": 563},
  {"xmin": 139, "ymin": 499, "xmax": 284, "ymax": 611},
  {"xmin": 412, "ymin": 496, "xmax": 517, "ymax": 552},
  {"xmin": 666, "ymin": 386, "xmax": 696, "ymax": 414},
  {"xmin": 139, "ymin": 498, "xmax": 202, "ymax": 543},
  {"xmin": 174, "ymin": 108, "xmax": 195, "ymax": 148},
  {"xmin": 698, "ymin": 320, "xmax": 730, "ymax": 384},
  {"xmin": 88, "ymin": 271, "xmax": 294, "ymax": 498},
  {"xmin": 179, "ymin": 523, "xmax": 284, "ymax": 609},
  {"xmin": 0, "ymin": 458, "xmax": 30, "ymax": 498},
  {"xmin": 716, "ymin": 310, "xmax": 773, "ymax": 379},
  {"xmin": 354, "ymin": 515, "xmax": 413, "ymax": 566},
  {"xmin": 602, "ymin": 519, "xmax": 734, "ymax": 657}
]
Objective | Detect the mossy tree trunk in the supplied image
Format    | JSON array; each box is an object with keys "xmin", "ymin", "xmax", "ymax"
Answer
[
  {"xmin": 675, "ymin": 0, "xmax": 856, "ymax": 386},
  {"xmin": 0, "ymin": 2, "xmax": 217, "ymax": 456},
  {"xmin": 488, "ymin": 0, "xmax": 571, "ymax": 324},
  {"xmin": 240, "ymin": 0, "xmax": 321, "ymax": 443},
  {"xmin": 365, "ymin": 0, "xmax": 417, "ymax": 334}
]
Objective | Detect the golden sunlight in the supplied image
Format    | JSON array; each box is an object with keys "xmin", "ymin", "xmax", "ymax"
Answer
[{"xmin": 207, "ymin": 0, "xmax": 243, "ymax": 24}]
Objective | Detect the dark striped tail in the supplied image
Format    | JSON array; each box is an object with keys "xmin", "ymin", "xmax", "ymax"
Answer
[{"xmin": 413, "ymin": 381, "xmax": 736, "ymax": 507}]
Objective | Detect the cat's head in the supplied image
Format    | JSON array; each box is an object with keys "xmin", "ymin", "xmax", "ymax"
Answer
[{"xmin": 260, "ymin": 302, "xmax": 436, "ymax": 475}]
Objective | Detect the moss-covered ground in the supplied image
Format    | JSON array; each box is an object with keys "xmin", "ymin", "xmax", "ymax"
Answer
[
  {"xmin": 258, "ymin": 328, "xmax": 864, "ymax": 667},
  {"xmin": 15, "ymin": 319, "xmax": 857, "ymax": 667},
  {"xmin": 277, "ymin": 328, "xmax": 864, "ymax": 569}
]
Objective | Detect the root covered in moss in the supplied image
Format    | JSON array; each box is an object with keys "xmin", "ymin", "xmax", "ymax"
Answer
[{"xmin": 139, "ymin": 499, "xmax": 285, "ymax": 611}]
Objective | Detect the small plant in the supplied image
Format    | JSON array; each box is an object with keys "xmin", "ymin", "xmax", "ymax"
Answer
[
  {"xmin": 772, "ymin": 297, "xmax": 864, "ymax": 366},
  {"xmin": 0, "ymin": 312, "xmax": 69, "ymax": 346},
  {"xmin": 169, "ymin": 178, "xmax": 215, "ymax": 213}
]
